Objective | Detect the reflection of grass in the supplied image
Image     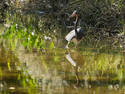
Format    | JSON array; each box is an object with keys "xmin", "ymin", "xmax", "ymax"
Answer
[
  {"xmin": 18, "ymin": 69, "xmax": 37, "ymax": 88},
  {"xmin": 0, "ymin": 47, "xmax": 38, "ymax": 94},
  {"xmin": 0, "ymin": 67, "xmax": 2, "ymax": 77},
  {"xmin": 78, "ymin": 51, "xmax": 125, "ymax": 82}
]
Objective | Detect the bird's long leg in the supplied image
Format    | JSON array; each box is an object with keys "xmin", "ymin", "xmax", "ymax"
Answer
[
  {"xmin": 74, "ymin": 41, "xmax": 78, "ymax": 48},
  {"xmin": 75, "ymin": 38, "xmax": 84, "ymax": 48},
  {"xmin": 65, "ymin": 41, "xmax": 70, "ymax": 49},
  {"xmin": 74, "ymin": 39, "xmax": 79, "ymax": 48}
]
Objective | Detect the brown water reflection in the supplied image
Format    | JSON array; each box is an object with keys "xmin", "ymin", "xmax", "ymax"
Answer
[{"xmin": 0, "ymin": 46, "xmax": 125, "ymax": 94}]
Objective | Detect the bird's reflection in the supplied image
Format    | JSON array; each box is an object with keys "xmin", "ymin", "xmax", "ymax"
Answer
[
  {"xmin": 65, "ymin": 53, "xmax": 76, "ymax": 67},
  {"xmin": 65, "ymin": 49, "xmax": 83, "ymax": 85}
]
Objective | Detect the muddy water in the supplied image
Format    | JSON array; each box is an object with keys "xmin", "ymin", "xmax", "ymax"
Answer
[{"xmin": 0, "ymin": 45, "xmax": 125, "ymax": 94}]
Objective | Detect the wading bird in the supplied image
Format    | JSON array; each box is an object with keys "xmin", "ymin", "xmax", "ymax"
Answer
[{"xmin": 65, "ymin": 10, "xmax": 84, "ymax": 48}]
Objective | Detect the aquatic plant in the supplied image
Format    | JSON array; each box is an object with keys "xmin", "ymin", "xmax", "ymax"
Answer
[{"xmin": 2, "ymin": 21, "xmax": 55, "ymax": 51}]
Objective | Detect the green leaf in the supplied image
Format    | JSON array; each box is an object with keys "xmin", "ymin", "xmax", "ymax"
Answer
[
  {"xmin": 49, "ymin": 41, "xmax": 54, "ymax": 49},
  {"xmin": 22, "ymin": 41, "xmax": 28, "ymax": 47},
  {"xmin": 34, "ymin": 37, "xmax": 39, "ymax": 47}
]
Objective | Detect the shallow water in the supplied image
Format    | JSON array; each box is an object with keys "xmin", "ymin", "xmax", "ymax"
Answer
[{"xmin": 0, "ymin": 45, "xmax": 125, "ymax": 94}]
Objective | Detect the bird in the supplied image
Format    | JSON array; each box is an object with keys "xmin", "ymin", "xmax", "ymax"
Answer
[{"xmin": 65, "ymin": 10, "xmax": 84, "ymax": 48}]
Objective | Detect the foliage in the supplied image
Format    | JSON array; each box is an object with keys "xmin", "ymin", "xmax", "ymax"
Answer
[
  {"xmin": 2, "ymin": 0, "xmax": 125, "ymax": 36},
  {"xmin": 0, "ymin": 0, "xmax": 9, "ymax": 22},
  {"xmin": 2, "ymin": 22, "xmax": 55, "ymax": 50},
  {"xmin": 80, "ymin": 0, "xmax": 124, "ymax": 33}
]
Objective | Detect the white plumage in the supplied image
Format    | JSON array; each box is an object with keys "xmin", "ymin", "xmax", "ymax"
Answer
[{"xmin": 65, "ymin": 27, "xmax": 81, "ymax": 42}]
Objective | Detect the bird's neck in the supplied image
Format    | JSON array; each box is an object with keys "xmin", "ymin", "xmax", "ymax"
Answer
[{"xmin": 74, "ymin": 15, "xmax": 79, "ymax": 36}]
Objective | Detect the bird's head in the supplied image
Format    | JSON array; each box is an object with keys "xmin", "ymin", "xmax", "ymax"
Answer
[{"xmin": 69, "ymin": 10, "xmax": 78, "ymax": 18}]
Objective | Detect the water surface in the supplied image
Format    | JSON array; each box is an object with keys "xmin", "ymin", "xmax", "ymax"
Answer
[{"xmin": 0, "ymin": 46, "xmax": 125, "ymax": 94}]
